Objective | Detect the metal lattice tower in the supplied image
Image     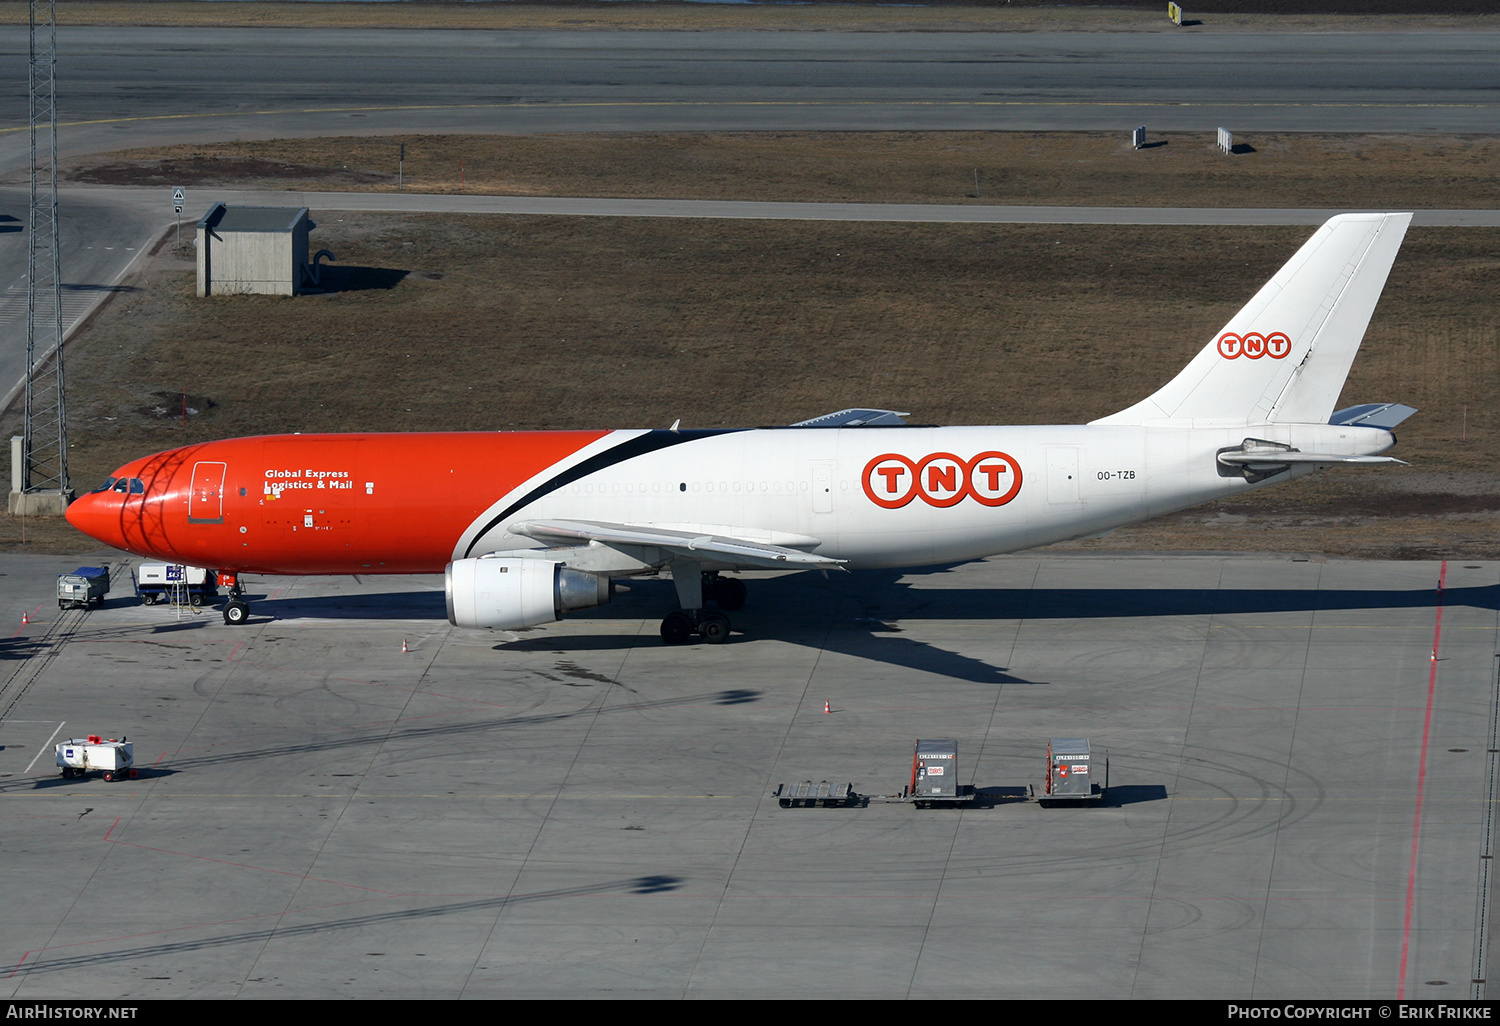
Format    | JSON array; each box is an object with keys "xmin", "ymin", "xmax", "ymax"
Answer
[{"xmin": 22, "ymin": 0, "xmax": 68, "ymax": 499}]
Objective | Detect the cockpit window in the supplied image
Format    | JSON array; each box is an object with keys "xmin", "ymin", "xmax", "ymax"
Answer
[
  {"xmin": 112, "ymin": 479, "xmax": 129, "ymax": 494},
  {"xmin": 128, "ymin": 478, "xmax": 144, "ymax": 494},
  {"xmin": 91, "ymin": 477, "xmax": 117, "ymax": 494}
]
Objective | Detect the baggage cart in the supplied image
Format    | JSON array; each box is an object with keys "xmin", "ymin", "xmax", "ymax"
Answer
[
  {"xmin": 1040, "ymin": 738, "xmax": 1107, "ymax": 805},
  {"xmin": 905, "ymin": 739, "xmax": 973, "ymax": 808},
  {"xmin": 57, "ymin": 566, "xmax": 109, "ymax": 609}
]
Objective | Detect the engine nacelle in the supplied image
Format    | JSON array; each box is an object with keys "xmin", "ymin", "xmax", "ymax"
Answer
[{"xmin": 445, "ymin": 557, "xmax": 611, "ymax": 629}]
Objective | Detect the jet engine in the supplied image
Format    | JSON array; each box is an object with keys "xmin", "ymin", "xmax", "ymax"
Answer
[{"xmin": 446, "ymin": 557, "xmax": 612, "ymax": 629}]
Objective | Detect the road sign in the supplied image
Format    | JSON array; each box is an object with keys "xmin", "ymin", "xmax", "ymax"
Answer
[{"xmin": 171, "ymin": 186, "xmax": 185, "ymax": 213}]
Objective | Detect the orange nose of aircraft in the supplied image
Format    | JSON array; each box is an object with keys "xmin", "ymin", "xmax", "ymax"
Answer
[{"xmin": 65, "ymin": 489, "xmax": 128, "ymax": 551}]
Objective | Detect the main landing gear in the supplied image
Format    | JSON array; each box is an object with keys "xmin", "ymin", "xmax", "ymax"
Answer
[
  {"xmin": 659, "ymin": 571, "xmax": 746, "ymax": 645},
  {"xmin": 220, "ymin": 573, "xmax": 250, "ymax": 626}
]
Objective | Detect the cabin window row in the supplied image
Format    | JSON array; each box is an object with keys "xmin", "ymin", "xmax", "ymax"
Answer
[{"xmin": 566, "ymin": 480, "xmax": 814, "ymax": 495}]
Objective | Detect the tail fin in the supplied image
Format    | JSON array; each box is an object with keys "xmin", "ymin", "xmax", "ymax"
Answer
[{"xmin": 1092, "ymin": 212, "xmax": 1411, "ymax": 427}]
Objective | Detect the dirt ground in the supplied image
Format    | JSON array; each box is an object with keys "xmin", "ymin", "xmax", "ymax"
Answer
[
  {"xmin": 66, "ymin": 132, "xmax": 1500, "ymax": 212},
  {"xmin": 3, "ymin": 187, "xmax": 1495, "ymax": 558},
  {"xmin": 2, "ymin": 1, "xmax": 1496, "ymax": 34}
]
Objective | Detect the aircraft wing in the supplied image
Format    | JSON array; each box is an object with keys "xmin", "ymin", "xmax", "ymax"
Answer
[{"xmin": 510, "ymin": 519, "xmax": 845, "ymax": 571}]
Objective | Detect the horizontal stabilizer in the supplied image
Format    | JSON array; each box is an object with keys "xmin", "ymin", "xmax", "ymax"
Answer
[
  {"xmin": 1217, "ymin": 451, "xmax": 1408, "ymax": 469},
  {"xmin": 1328, "ymin": 403, "xmax": 1419, "ymax": 430},
  {"xmin": 792, "ymin": 408, "xmax": 910, "ymax": 428},
  {"xmin": 511, "ymin": 519, "xmax": 844, "ymax": 571}
]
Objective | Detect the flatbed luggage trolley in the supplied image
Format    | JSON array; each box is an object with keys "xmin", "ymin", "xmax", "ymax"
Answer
[
  {"xmin": 1040, "ymin": 738, "xmax": 1108, "ymax": 805},
  {"xmin": 56, "ymin": 736, "xmax": 137, "ymax": 782},
  {"xmin": 773, "ymin": 780, "xmax": 854, "ymax": 808},
  {"xmin": 905, "ymin": 739, "xmax": 973, "ymax": 808}
]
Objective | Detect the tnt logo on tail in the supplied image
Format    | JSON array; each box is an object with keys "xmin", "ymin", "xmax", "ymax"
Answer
[
  {"xmin": 1217, "ymin": 331, "xmax": 1291, "ymax": 360},
  {"xmin": 863, "ymin": 451, "xmax": 1023, "ymax": 509}
]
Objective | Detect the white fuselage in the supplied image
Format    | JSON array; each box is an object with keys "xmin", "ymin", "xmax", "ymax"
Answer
[{"xmin": 468, "ymin": 422, "xmax": 1393, "ymax": 569}]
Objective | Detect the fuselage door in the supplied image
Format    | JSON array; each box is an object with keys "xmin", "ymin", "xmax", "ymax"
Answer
[
  {"xmin": 188, "ymin": 461, "xmax": 227, "ymax": 524},
  {"xmin": 1044, "ymin": 447, "xmax": 1084, "ymax": 512},
  {"xmin": 811, "ymin": 462, "xmax": 835, "ymax": 514}
]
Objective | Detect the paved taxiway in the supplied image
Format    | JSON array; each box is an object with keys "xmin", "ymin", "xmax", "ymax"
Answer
[
  {"xmin": 1, "ymin": 27, "xmax": 1498, "ymax": 172},
  {"xmin": 1, "ymin": 552, "xmax": 1495, "ymax": 998}
]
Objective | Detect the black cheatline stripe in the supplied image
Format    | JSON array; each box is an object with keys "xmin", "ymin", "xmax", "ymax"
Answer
[{"xmin": 462, "ymin": 429, "xmax": 739, "ymax": 558}]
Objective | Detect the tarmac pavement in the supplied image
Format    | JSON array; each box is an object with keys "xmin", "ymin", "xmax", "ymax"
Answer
[{"xmin": 0, "ymin": 551, "xmax": 1495, "ymax": 998}]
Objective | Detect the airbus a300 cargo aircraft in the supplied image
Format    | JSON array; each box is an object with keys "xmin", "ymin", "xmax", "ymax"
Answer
[{"xmin": 67, "ymin": 213, "xmax": 1417, "ymax": 643}]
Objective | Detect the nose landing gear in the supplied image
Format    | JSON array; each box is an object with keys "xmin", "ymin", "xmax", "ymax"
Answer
[{"xmin": 219, "ymin": 573, "xmax": 250, "ymax": 625}]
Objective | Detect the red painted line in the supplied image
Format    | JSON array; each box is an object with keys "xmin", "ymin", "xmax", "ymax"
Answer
[
  {"xmin": 101, "ymin": 816, "xmax": 121, "ymax": 843},
  {"xmin": 1397, "ymin": 559, "xmax": 1447, "ymax": 999},
  {"xmin": 10, "ymin": 604, "xmax": 45, "ymax": 639},
  {"xmin": 227, "ymin": 640, "xmax": 245, "ymax": 662},
  {"xmin": 152, "ymin": 752, "xmax": 167, "ymax": 768},
  {"xmin": 6, "ymin": 950, "xmax": 31, "ymax": 979}
]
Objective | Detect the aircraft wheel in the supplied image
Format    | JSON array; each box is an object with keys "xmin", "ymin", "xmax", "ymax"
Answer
[
  {"xmin": 223, "ymin": 600, "xmax": 249, "ymax": 626},
  {"xmin": 660, "ymin": 612, "xmax": 694, "ymax": 645},
  {"xmin": 698, "ymin": 613, "xmax": 731, "ymax": 644},
  {"xmin": 715, "ymin": 578, "xmax": 747, "ymax": 611}
]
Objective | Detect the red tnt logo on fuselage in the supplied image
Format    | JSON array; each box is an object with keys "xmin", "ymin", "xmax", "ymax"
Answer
[
  {"xmin": 863, "ymin": 451, "xmax": 1023, "ymax": 509},
  {"xmin": 1218, "ymin": 331, "xmax": 1291, "ymax": 360}
]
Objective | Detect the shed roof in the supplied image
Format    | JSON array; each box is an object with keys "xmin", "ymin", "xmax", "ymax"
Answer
[{"xmin": 198, "ymin": 204, "xmax": 310, "ymax": 234}]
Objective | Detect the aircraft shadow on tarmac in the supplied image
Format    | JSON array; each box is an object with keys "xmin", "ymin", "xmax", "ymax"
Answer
[
  {"xmin": 232, "ymin": 568, "xmax": 1498, "ymax": 687},
  {"xmin": 0, "ymin": 214, "xmax": 18, "ymax": 233},
  {"xmin": 0, "ymin": 687, "xmax": 777, "ymax": 792},
  {"xmin": 0, "ymin": 636, "xmax": 47, "ymax": 660},
  {"xmin": 0, "ymin": 874, "xmax": 683, "ymax": 978}
]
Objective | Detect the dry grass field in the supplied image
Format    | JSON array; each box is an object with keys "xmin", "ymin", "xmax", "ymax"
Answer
[{"xmin": 70, "ymin": 132, "xmax": 1500, "ymax": 211}]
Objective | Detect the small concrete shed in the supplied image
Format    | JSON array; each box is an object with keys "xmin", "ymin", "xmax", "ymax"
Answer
[{"xmin": 196, "ymin": 204, "xmax": 317, "ymax": 296}]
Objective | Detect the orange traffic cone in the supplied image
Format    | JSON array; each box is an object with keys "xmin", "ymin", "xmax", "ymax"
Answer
[
  {"xmin": 21, "ymin": 611, "xmax": 29, "ymax": 625},
  {"xmin": 402, "ymin": 638, "xmax": 409, "ymax": 653},
  {"xmin": 823, "ymin": 700, "xmax": 832, "ymax": 714}
]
